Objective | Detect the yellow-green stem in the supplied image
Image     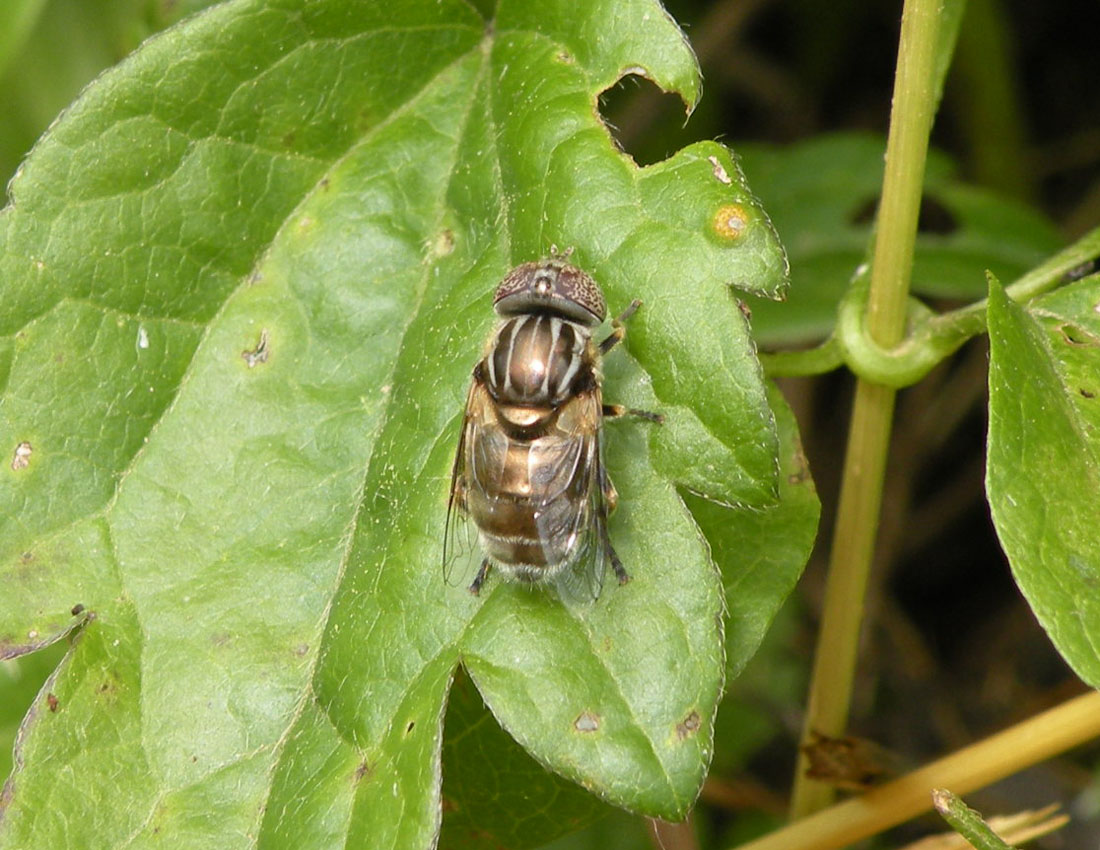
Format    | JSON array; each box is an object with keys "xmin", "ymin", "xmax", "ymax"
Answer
[
  {"xmin": 740, "ymin": 691, "xmax": 1100, "ymax": 850},
  {"xmin": 790, "ymin": 0, "xmax": 943, "ymax": 817}
]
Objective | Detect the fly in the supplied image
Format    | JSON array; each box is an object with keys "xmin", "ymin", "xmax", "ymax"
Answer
[{"xmin": 444, "ymin": 255, "xmax": 660, "ymax": 597}]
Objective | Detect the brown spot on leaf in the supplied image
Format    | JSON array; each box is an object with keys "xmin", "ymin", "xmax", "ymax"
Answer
[
  {"xmin": 1082, "ymin": 388, "xmax": 1096, "ymax": 399},
  {"xmin": 677, "ymin": 710, "xmax": 701, "ymax": 740},
  {"xmin": 242, "ymin": 329, "xmax": 270, "ymax": 367},
  {"xmin": 574, "ymin": 712, "xmax": 600, "ymax": 733}
]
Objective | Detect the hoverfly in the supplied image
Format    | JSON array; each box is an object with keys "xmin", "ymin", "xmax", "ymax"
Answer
[{"xmin": 445, "ymin": 255, "xmax": 660, "ymax": 597}]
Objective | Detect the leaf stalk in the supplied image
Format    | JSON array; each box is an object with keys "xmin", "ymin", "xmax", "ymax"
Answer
[{"xmin": 761, "ymin": 224, "xmax": 1100, "ymax": 384}]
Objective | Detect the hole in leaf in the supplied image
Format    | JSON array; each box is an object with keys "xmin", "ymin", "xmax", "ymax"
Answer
[
  {"xmin": 848, "ymin": 194, "xmax": 959, "ymax": 234},
  {"xmin": 598, "ymin": 73, "xmax": 691, "ymax": 166},
  {"xmin": 573, "ymin": 711, "xmax": 600, "ymax": 733},
  {"xmin": 241, "ymin": 329, "xmax": 270, "ymax": 367},
  {"xmin": 1059, "ymin": 323, "xmax": 1100, "ymax": 347},
  {"xmin": 11, "ymin": 441, "xmax": 32, "ymax": 470}
]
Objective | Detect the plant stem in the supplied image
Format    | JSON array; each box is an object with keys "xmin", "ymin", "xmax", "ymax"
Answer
[
  {"xmin": 736, "ymin": 691, "xmax": 1100, "ymax": 850},
  {"xmin": 790, "ymin": 0, "xmax": 943, "ymax": 817}
]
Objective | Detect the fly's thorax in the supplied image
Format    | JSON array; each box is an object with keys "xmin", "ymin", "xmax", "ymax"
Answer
[{"xmin": 484, "ymin": 313, "xmax": 595, "ymax": 407}]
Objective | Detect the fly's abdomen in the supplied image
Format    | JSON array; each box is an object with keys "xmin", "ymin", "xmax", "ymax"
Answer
[
  {"xmin": 486, "ymin": 314, "xmax": 589, "ymax": 407},
  {"xmin": 466, "ymin": 428, "xmax": 591, "ymax": 577}
]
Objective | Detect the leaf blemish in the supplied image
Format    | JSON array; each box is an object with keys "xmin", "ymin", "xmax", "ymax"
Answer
[
  {"xmin": 676, "ymin": 710, "xmax": 701, "ymax": 740},
  {"xmin": 11, "ymin": 441, "xmax": 32, "ymax": 470},
  {"xmin": 707, "ymin": 155, "xmax": 732, "ymax": 185},
  {"xmin": 242, "ymin": 329, "xmax": 270, "ymax": 368},
  {"xmin": 1081, "ymin": 388, "xmax": 1095, "ymax": 398},
  {"xmin": 574, "ymin": 711, "xmax": 600, "ymax": 733},
  {"xmin": 429, "ymin": 229, "xmax": 455, "ymax": 259},
  {"xmin": 712, "ymin": 204, "xmax": 749, "ymax": 242}
]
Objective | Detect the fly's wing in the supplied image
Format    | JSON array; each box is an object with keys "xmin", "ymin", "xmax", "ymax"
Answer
[
  {"xmin": 443, "ymin": 376, "xmax": 490, "ymax": 589},
  {"xmin": 538, "ymin": 389, "xmax": 608, "ymax": 603}
]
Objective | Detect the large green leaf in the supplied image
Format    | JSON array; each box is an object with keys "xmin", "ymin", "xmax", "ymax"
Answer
[
  {"xmin": 739, "ymin": 133, "xmax": 1062, "ymax": 346},
  {"xmin": 0, "ymin": 0, "xmax": 790, "ymax": 845},
  {"xmin": 986, "ymin": 274, "xmax": 1100, "ymax": 687},
  {"xmin": 685, "ymin": 382, "xmax": 820, "ymax": 681}
]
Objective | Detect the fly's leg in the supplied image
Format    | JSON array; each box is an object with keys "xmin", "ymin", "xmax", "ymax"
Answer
[
  {"xmin": 602, "ymin": 403, "xmax": 663, "ymax": 424},
  {"xmin": 599, "ymin": 299, "xmax": 642, "ymax": 355},
  {"xmin": 598, "ymin": 466, "xmax": 630, "ymax": 585},
  {"xmin": 468, "ymin": 558, "xmax": 491, "ymax": 596},
  {"xmin": 600, "ymin": 301, "xmax": 663, "ymax": 422}
]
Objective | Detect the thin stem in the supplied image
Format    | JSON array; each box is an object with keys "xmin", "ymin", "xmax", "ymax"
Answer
[
  {"xmin": 932, "ymin": 790, "xmax": 1016, "ymax": 850},
  {"xmin": 790, "ymin": 0, "xmax": 943, "ymax": 817},
  {"xmin": 736, "ymin": 691, "xmax": 1100, "ymax": 850},
  {"xmin": 757, "ymin": 337, "xmax": 843, "ymax": 378},
  {"xmin": 770, "ymin": 224, "xmax": 1100, "ymax": 385}
]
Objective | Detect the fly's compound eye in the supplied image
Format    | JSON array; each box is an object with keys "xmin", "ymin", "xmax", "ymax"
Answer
[{"xmin": 493, "ymin": 258, "xmax": 607, "ymax": 326}]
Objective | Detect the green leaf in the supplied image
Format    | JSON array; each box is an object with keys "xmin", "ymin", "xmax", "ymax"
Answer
[
  {"xmin": 739, "ymin": 133, "xmax": 1062, "ymax": 346},
  {"xmin": 0, "ymin": 642, "xmax": 66, "ymax": 785},
  {"xmin": 685, "ymin": 382, "xmax": 820, "ymax": 680},
  {"xmin": 0, "ymin": 0, "xmax": 790, "ymax": 846},
  {"xmin": 986, "ymin": 273, "xmax": 1100, "ymax": 687},
  {"xmin": 438, "ymin": 671, "xmax": 610, "ymax": 849},
  {"xmin": 928, "ymin": 0, "xmax": 968, "ymax": 117}
]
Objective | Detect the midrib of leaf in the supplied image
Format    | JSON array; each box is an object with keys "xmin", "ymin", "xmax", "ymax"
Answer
[{"xmin": 249, "ymin": 41, "xmax": 492, "ymax": 841}]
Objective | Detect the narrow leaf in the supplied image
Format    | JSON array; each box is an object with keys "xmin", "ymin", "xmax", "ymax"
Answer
[{"xmin": 986, "ymin": 273, "xmax": 1100, "ymax": 687}]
